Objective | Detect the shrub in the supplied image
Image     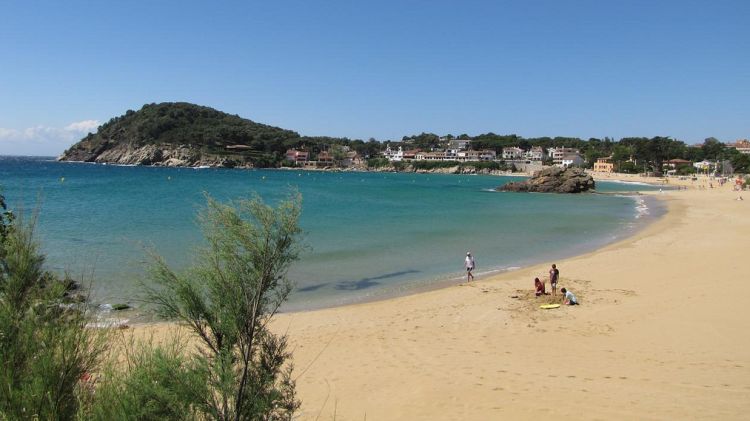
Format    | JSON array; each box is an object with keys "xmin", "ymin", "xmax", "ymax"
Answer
[
  {"xmin": 92, "ymin": 192, "xmax": 304, "ymax": 420},
  {"xmin": 0, "ymin": 208, "xmax": 107, "ymax": 420}
]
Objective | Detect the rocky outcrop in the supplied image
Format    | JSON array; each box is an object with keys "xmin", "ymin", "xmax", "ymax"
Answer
[
  {"xmin": 498, "ymin": 167, "xmax": 595, "ymax": 193},
  {"xmin": 59, "ymin": 143, "xmax": 254, "ymax": 168}
]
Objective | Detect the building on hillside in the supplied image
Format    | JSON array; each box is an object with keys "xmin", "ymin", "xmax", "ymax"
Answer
[
  {"xmin": 384, "ymin": 145, "xmax": 404, "ymax": 162},
  {"xmin": 316, "ymin": 151, "xmax": 334, "ymax": 166},
  {"xmin": 417, "ymin": 151, "xmax": 447, "ymax": 161},
  {"xmin": 478, "ymin": 150, "xmax": 497, "ymax": 161},
  {"xmin": 549, "ymin": 147, "xmax": 581, "ymax": 165},
  {"xmin": 729, "ymin": 139, "xmax": 750, "ymax": 154},
  {"xmin": 341, "ymin": 151, "xmax": 362, "ymax": 167},
  {"xmin": 403, "ymin": 149, "xmax": 420, "ymax": 161},
  {"xmin": 593, "ymin": 156, "xmax": 614, "ymax": 172},
  {"xmin": 285, "ymin": 149, "xmax": 309, "ymax": 164},
  {"xmin": 502, "ymin": 147, "xmax": 524, "ymax": 160},
  {"xmin": 560, "ymin": 153, "xmax": 584, "ymax": 167},
  {"xmin": 457, "ymin": 150, "xmax": 481, "ymax": 161},
  {"xmin": 449, "ymin": 139, "xmax": 471, "ymax": 150},
  {"xmin": 525, "ymin": 146, "xmax": 544, "ymax": 161}
]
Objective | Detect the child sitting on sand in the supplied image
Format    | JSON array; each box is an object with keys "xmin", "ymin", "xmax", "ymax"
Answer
[
  {"xmin": 560, "ymin": 288, "xmax": 579, "ymax": 305},
  {"xmin": 534, "ymin": 277, "xmax": 546, "ymax": 296}
]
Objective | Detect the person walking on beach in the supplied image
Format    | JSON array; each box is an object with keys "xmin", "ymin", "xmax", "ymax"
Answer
[
  {"xmin": 549, "ymin": 264, "xmax": 559, "ymax": 295},
  {"xmin": 465, "ymin": 252, "xmax": 475, "ymax": 282}
]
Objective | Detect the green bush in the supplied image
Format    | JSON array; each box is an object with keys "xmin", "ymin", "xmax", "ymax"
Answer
[
  {"xmin": 0, "ymin": 206, "xmax": 107, "ymax": 420},
  {"xmin": 91, "ymin": 192, "xmax": 304, "ymax": 420}
]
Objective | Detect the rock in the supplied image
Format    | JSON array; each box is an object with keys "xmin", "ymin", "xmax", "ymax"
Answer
[{"xmin": 499, "ymin": 167, "xmax": 595, "ymax": 193}]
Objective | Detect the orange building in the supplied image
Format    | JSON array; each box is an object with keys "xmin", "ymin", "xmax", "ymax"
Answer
[{"xmin": 593, "ymin": 156, "xmax": 614, "ymax": 172}]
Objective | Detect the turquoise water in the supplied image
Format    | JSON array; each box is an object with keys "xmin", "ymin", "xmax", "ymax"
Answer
[{"xmin": 1, "ymin": 156, "xmax": 664, "ymax": 311}]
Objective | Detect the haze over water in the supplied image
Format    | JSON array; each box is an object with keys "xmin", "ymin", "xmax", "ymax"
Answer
[{"xmin": 1, "ymin": 157, "xmax": 663, "ymax": 311}]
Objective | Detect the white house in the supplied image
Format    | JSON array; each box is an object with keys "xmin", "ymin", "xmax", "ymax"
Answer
[
  {"xmin": 384, "ymin": 145, "xmax": 404, "ymax": 162},
  {"xmin": 502, "ymin": 147, "xmax": 524, "ymax": 160},
  {"xmin": 525, "ymin": 146, "xmax": 544, "ymax": 161}
]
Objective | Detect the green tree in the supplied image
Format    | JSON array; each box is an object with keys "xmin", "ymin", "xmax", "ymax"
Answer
[{"xmin": 95, "ymin": 192, "xmax": 304, "ymax": 421}]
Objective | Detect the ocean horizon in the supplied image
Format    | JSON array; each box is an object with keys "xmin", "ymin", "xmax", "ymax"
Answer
[{"xmin": 1, "ymin": 156, "xmax": 665, "ymax": 315}]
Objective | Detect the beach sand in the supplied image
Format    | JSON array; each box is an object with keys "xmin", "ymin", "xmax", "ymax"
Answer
[{"xmin": 130, "ymin": 174, "xmax": 750, "ymax": 420}]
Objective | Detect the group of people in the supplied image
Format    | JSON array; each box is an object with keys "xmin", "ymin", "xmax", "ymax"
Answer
[
  {"xmin": 534, "ymin": 264, "xmax": 578, "ymax": 305},
  {"xmin": 463, "ymin": 253, "xmax": 578, "ymax": 305}
]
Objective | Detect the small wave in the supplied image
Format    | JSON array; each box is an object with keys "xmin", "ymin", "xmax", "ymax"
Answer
[{"xmin": 633, "ymin": 197, "xmax": 650, "ymax": 219}]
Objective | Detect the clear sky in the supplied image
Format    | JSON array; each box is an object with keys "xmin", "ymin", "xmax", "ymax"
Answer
[{"xmin": 1, "ymin": 0, "xmax": 748, "ymax": 155}]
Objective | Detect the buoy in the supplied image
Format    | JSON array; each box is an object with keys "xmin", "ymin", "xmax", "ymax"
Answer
[{"xmin": 60, "ymin": 177, "xmax": 65, "ymax": 183}]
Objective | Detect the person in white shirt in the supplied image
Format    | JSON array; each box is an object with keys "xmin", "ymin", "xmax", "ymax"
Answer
[
  {"xmin": 464, "ymin": 252, "xmax": 475, "ymax": 282},
  {"xmin": 560, "ymin": 288, "xmax": 578, "ymax": 305}
]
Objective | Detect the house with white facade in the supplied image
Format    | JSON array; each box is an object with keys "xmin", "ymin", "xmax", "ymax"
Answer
[
  {"xmin": 502, "ymin": 147, "xmax": 525, "ymax": 160},
  {"xmin": 525, "ymin": 146, "xmax": 544, "ymax": 161},
  {"xmin": 384, "ymin": 145, "xmax": 404, "ymax": 162}
]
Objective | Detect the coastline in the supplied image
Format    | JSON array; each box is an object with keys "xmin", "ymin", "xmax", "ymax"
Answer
[{"xmin": 124, "ymin": 173, "xmax": 750, "ymax": 419}]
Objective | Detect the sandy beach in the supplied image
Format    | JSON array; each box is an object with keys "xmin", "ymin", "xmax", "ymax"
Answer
[{"xmin": 131, "ymin": 174, "xmax": 750, "ymax": 420}]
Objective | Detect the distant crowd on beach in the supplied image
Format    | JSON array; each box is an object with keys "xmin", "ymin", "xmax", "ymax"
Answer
[{"xmin": 463, "ymin": 253, "xmax": 578, "ymax": 305}]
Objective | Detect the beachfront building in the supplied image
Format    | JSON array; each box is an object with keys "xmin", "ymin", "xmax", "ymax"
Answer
[
  {"xmin": 549, "ymin": 147, "xmax": 582, "ymax": 166},
  {"xmin": 384, "ymin": 145, "xmax": 404, "ymax": 162},
  {"xmin": 593, "ymin": 156, "xmax": 614, "ymax": 172},
  {"xmin": 444, "ymin": 148, "xmax": 459, "ymax": 160},
  {"xmin": 525, "ymin": 146, "xmax": 545, "ymax": 161},
  {"xmin": 415, "ymin": 151, "xmax": 445, "ymax": 161},
  {"xmin": 664, "ymin": 159, "xmax": 692, "ymax": 169},
  {"xmin": 403, "ymin": 149, "xmax": 419, "ymax": 161},
  {"xmin": 341, "ymin": 151, "xmax": 362, "ymax": 167},
  {"xmin": 729, "ymin": 139, "xmax": 750, "ymax": 154},
  {"xmin": 285, "ymin": 149, "xmax": 309, "ymax": 164},
  {"xmin": 693, "ymin": 160, "xmax": 715, "ymax": 172},
  {"xmin": 316, "ymin": 151, "xmax": 334, "ymax": 166},
  {"xmin": 560, "ymin": 153, "xmax": 584, "ymax": 167},
  {"xmin": 502, "ymin": 147, "xmax": 524, "ymax": 160},
  {"xmin": 478, "ymin": 149, "xmax": 497, "ymax": 161}
]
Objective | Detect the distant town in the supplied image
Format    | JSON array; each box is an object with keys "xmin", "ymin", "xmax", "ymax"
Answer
[{"xmin": 285, "ymin": 137, "xmax": 750, "ymax": 176}]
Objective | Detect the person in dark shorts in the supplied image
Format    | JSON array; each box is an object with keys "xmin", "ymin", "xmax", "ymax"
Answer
[
  {"xmin": 561, "ymin": 288, "xmax": 578, "ymax": 305},
  {"xmin": 549, "ymin": 264, "xmax": 559, "ymax": 295},
  {"xmin": 465, "ymin": 252, "xmax": 475, "ymax": 282}
]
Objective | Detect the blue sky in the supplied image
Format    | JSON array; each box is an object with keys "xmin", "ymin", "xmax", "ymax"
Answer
[{"xmin": 1, "ymin": 0, "xmax": 748, "ymax": 155}]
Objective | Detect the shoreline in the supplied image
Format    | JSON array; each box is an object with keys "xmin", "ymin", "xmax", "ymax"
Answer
[{"xmin": 124, "ymin": 173, "xmax": 750, "ymax": 419}]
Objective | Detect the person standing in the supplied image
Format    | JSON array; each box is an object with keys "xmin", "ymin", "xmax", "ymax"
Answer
[
  {"xmin": 465, "ymin": 252, "xmax": 475, "ymax": 282},
  {"xmin": 549, "ymin": 264, "xmax": 559, "ymax": 295}
]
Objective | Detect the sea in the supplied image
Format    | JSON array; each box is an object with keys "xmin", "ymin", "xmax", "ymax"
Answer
[{"xmin": 1, "ymin": 156, "xmax": 665, "ymax": 313}]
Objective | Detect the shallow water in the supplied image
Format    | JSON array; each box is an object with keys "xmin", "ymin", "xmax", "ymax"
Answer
[{"xmin": 0, "ymin": 156, "xmax": 665, "ymax": 311}]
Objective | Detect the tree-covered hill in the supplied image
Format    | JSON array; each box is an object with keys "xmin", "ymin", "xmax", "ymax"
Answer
[{"xmin": 59, "ymin": 102, "xmax": 305, "ymax": 166}]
